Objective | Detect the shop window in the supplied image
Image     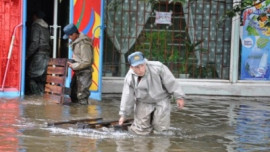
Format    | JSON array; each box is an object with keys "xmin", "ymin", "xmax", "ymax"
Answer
[{"xmin": 103, "ymin": 0, "xmax": 232, "ymax": 79}]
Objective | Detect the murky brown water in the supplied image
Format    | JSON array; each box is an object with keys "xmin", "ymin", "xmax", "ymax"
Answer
[{"xmin": 0, "ymin": 95, "xmax": 269, "ymax": 152}]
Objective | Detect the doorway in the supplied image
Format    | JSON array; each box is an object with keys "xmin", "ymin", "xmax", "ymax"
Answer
[
  {"xmin": 25, "ymin": 0, "xmax": 70, "ymax": 94},
  {"xmin": 26, "ymin": 0, "xmax": 70, "ymax": 58}
]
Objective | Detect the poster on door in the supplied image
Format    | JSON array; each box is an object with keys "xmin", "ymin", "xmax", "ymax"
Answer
[{"xmin": 240, "ymin": 0, "xmax": 270, "ymax": 80}]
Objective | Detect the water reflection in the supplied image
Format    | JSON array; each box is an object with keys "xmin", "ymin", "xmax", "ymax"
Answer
[
  {"xmin": 19, "ymin": 95, "xmax": 103, "ymax": 152},
  {"xmin": 0, "ymin": 96, "xmax": 269, "ymax": 152},
  {"xmin": 21, "ymin": 95, "xmax": 102, "ymax": 125},
  {"xmin": 114, "ymin": 137, "xmax": 171, "ymax": 152},
  {"xmin": 234, "ymin": 103, "xmax": 270, "ymax": 152},
  {"xmin": 0, "ymin": 98, "xmax": 20, "ymax": 152}
]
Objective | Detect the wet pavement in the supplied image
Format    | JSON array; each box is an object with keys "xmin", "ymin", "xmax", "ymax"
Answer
[{"xmin": 0, "ymin": 95, "xmax": 269, "ymax": 152}]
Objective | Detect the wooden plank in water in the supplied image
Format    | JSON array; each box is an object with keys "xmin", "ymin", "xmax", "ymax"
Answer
[
  {"xmin": 112, "ymin": 122, "xmax": 133, "ymax": 131},
  {"xmin": 45, "ymin": 84, "xmax": 63, "ymax": 95},
  {"xmin": 47, "ymin": 117, "xmax": 103, "ymax": 126},
  {"xmin": 48, "ymin": 58, "xmax": 67, "ymax": 66},
  {"xmin": 46, "ymin": 75, "xmax": 65, "ymax": 85},
  {"xmin": 79, "ymin": 119, "xmax": 133, "ymax": 129},
  {"xmin": 44, "ymin": 58, "xmax": 69, "ymax": 104},
  {"xmin": 43, "ymin": 94, "xmax": 63, "ymax": 104},
  {"xmin": 47, "ymin": 67, "xmax": 66, "ymax": 75}
]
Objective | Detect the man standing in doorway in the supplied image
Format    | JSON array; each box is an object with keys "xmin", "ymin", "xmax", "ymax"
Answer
[
  {"xmin": 26, "ymin": 11, "xmax": 51, "ymax": 95},
  {"xmin": 118, "ymin": 51, "xmax": 185, "ymax": 135},
  {"xmin": 63, "ymin": 24, "xmax": 94, "ymax": 105}
]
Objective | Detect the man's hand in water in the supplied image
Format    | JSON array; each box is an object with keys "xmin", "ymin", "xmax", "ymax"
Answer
[
  {"xmin": 176, "ymin": 99, "xmax": 185, "ymax": 109},
  {"xmin": 119, "ymin": 116, "xmax": 125, "ymax": 125}
]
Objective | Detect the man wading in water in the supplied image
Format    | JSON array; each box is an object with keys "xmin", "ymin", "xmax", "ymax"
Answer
[
  {"xmin": 62, "ymin": 24, "xmax": 93, "ymax": 105},
  {"xmin": 118, "ymin": 51, "xmax": 185, "ymax": 135}
]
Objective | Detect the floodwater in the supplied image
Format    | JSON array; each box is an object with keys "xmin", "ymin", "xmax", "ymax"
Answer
[{"xmin": 0, "ymin": 95, "xmax": 269, "ymax": 152}]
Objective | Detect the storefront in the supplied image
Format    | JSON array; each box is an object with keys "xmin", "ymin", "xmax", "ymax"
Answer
[
  {"xmin": 0, "ymin": 0, "xmax": 269, "ymax": 98},
  {"xmin": 0, "ymin": 0, "xmax": 105, "ymax": 100},
  {"xmin": 101, "ymin": 0, "xmax": 270, "ymax": 97}
]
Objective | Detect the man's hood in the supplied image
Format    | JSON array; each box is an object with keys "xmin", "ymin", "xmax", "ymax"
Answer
[
  {"xmin": 71, "ymin": 33, "xmax": 92, "ymax": 46},
  {"xmin": 33, "ymin": 19, "xmax": 48, "ymax": 28}
]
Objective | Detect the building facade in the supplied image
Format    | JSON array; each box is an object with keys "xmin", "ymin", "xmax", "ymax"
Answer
[
  {"xmin": 0, "ymin": 0, "xmax": 104, "ymax": 100},
  {"xmin": 0, "ymin": 0, "xmax": 269, "ymax": 99},
  {"xmin": 102, "ymin": 0, "xmax": 270, "ymax": 97}
]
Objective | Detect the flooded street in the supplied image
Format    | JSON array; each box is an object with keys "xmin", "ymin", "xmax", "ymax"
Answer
[{"xmin": 0, "ymin": 95, "xmax": 269, "ymax": 152}]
